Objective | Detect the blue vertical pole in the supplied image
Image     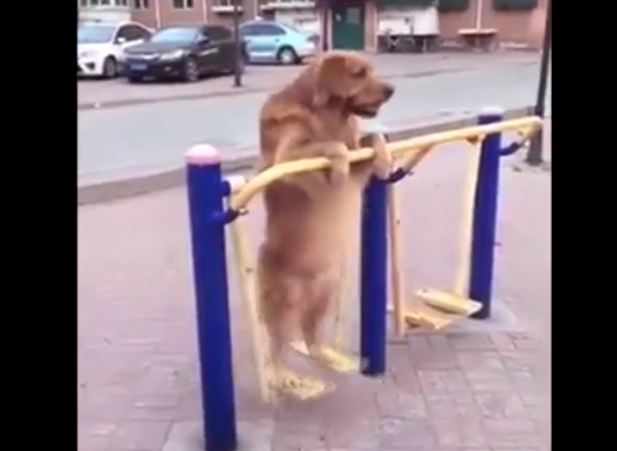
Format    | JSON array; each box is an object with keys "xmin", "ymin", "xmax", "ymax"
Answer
[
  {"xmin": 186, "ymin": 145, "xmax": 237, "ymax": 451},
  {"xmin": 360, "ymin": 178, "xmax": 388, "ymax": 376},
  {"xmin": 469, "ymin": 108, "xmax": 504, "ymax": 319}
]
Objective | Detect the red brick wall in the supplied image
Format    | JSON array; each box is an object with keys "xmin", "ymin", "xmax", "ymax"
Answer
[
  {"xmin": 207, "ymin": 1, "xmax": 259, "ymax": 28},
  {"xmin": 365, "ymin": 1, "xmax": 378, "ymax": 51},
  {"xmin": 439, "ymin": 0, "xmax": 547, "ymax": 48},
  {"xmin": 482, "ymin": 0, "xmax": 547, "ymax": 47},
  {"xmin": 131, "ymin": 0, "xmax": 259, "ymax": 28},
  {"xmin": 131, "ymin": 4, "xmax": 156, "ymax": 27},
  {"xmin": 438, "ymin": 6, "xmax": 475, "ymax": 43}
]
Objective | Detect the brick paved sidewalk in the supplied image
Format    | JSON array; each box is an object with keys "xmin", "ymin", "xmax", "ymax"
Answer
[
  {"xmin": 79, "ymin": 329, "xmax": 549, "ymax": 451},
  {"xmin": 78, "ymin": 138, "xmax": 550, "ymax": 451},
  {"xmin": 162, "ymin": 331, "xmax": 549, "ymax": 451}
]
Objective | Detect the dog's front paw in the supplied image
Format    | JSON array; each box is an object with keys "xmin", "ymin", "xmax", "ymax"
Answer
[
  {"xmin": 325, "ymin": 143, "xmax": 350, "ymax": 187},
  {"xmin": 371, "ymin": 134, "xmax": 392, "ymax": 180}
]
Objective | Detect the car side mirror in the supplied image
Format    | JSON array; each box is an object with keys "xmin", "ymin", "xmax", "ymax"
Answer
[
  {"xmin": 116, "ymin": 36, "xmax": 127, "ymax": 44},
  {"xmin": 197, "ymin": 36, "xmax": 210, "ymax": 45}
]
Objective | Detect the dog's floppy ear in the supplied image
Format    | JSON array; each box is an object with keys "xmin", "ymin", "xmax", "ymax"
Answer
[{"xmin": 314, "ymin": 54, "xmax": 349, "ymax": 106}]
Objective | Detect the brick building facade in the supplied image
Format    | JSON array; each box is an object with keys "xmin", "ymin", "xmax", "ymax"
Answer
[
  {"xmin": 78, "ymin": 0, "xmax": 548, "ymax": 50},
  {"xmin": 439, "ymin": 0, "xmax": 547, "ymax": 48}
]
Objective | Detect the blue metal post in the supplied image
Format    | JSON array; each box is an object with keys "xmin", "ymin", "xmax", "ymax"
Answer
[
  {"xmin": 186, "ymin": 145, "xmax": 237, "ymax": 451},
  {"xmin": 360, "ymin": 177, "xmax": 388, "ymax": 376},
  {"xmin": 469, "ymin": 108, "xmax": 504, "ymax": 319}
]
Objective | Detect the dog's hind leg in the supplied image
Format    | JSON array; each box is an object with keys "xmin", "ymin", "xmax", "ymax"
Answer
[
  {"xmin": 297, "ymin": 276, "xmax": 360, "ymax": 374},
  {"xmin": 258, "ymin": 250, "xmax": 329, "ymax": 400}
]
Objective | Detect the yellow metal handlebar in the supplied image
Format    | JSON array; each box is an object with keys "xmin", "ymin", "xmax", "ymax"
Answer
[{"xmin": 229, "ymin": 116, "xmax": 542, "ymax": 212}]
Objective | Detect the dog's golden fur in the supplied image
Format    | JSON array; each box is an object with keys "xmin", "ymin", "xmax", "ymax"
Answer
[{"xmin": 257, "ymin": 51, "xmax": 395, "ymax": 374}]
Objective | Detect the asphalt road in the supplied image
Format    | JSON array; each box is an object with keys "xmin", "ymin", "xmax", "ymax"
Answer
[{"xmin": 78, "ymin": 54, "xmax": 549, "ymax": 178}]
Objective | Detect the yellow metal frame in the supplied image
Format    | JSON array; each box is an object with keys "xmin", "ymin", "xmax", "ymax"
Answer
[
  {"xmin": 225, "ymin": 116, "xmax": 542, "ymax": 399},
  {"xmin": 228, "ymin": 210, "xmax": 273, "ymax": 402},
  {"xmin": 388, "ymin": 182, "xmax": 407, "ymax": 336},
  {"xmin": 229, "ymin": 117, "xmax": 541, "ymax": 212},
  {"xmin": 387, "ymin": 146, "xmax": 433, "ymax": 336}
]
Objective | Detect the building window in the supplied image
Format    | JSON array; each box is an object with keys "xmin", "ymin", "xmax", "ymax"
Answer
[
  {"xmin": 217, "ymin": 0, "xmax": 241, "ymax": 6},
  {"xmin": 81, "ymin": 0, "xmax": 131, "ymax": 5},
  {"xmin": 493, "ymin": 0, "xmax": 538, "ymax": 11},
  {"xmin": 134, "ymin": 0, "xmax": 150, "ymax": 8},
  {"xmin": 81, "ymin": 0, "xmax": 129, "ymax": 5},
  {"xmin": 173, "ymin": 0, "xmax": 194, "ymax": 9},
  {"xmin": 438, "ymin": 0, "xmax": 470, "ymax": 12},
  {"xmin": 380, "ymin": 0, "xmax": 435, "ymax": 7}
]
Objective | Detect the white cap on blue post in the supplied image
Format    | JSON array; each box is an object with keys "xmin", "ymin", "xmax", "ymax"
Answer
[
  {"xmin": 186, "ymin": 144, "xmax": 221, "ymax": 166},
  {"xmin": 480, "ymin": 106, "xmax": 505, "ymax": 116}
]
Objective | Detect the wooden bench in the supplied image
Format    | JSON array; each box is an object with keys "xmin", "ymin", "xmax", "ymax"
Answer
[
  {"xmin": 458, "ymin": 28, "xmax": 498, "ymax": 52},
  {"xmin": 413, "ymin": 33, "xmax": 439, "ymax": 53},
  {"xmin": 379, "ymin": 33, "xmax": 439, "ymax": 54}
]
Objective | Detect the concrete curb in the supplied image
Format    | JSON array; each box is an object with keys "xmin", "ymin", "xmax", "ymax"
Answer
[
  {"xmin": 78, "ymin": 87, "xmax": 262, "ymax": 111},
  {"xmin": 78, "ymin": 106, "xmax": 533, "ymax": 206}
]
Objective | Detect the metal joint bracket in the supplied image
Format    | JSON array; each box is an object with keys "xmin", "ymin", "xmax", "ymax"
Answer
[
  {"xmin": 214, "ymin": 208, "xmax": 248, "ymax": 225},
  {"xmin": 500, "ymin": 141, "xmax": 523, "ymax": 157},
  {"xmin": 385, "ymin": 167, "xmax": 414, "ymax": 184}
]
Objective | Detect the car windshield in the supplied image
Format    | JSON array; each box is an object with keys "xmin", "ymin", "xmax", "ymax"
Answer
[
  {"xmin": 282, "ymin": 23, "xmax": 303, "ymax": 34},
  {"xmin": 78, "ymin": 25, "xmax": 115, "ymax": 44},
  {"xmin": 151, "ymin": 27, "xmax": 197, "ymax": 43}
]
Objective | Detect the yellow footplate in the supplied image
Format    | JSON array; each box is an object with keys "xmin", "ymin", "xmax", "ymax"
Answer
[
  {"xmin": 268, "ymin": 366, "xmax": 329, "ymax": 401},
  {"xmin": 403, "ymin": 303, "xmax": 454, "ymax": 330},
  {"xmin": 290, "ymin": 341, "xmax": 360, "ymax": 373},
  {"xmin": 415, "ymin": 287, "xmax": 482, "ymax": 316}
]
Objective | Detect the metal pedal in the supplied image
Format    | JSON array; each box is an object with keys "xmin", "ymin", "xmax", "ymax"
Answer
[
  {"xmin": 415, "ymin": 287, "xmax": 482, "ymax": 316},
  {"xmin": 268, "ymin": 366, "xmax": 330, "ymax": 401},
  {"xmin": 402, "ymin": 303, "xmax": 455, "ymax": 330},
  {"xmin": 290, "ymin": 341, "xmax": 360, "ymax": 373}
]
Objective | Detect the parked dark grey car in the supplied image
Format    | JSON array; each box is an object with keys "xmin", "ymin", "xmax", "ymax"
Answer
[{"xmin": 123, "ymin": 24, "xmax": 246, "ymax": 83}]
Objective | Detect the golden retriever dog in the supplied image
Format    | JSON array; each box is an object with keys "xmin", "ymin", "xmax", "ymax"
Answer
[{"xmin": 256, "ymin": 51, "xmax": 395, "ymax": 396}]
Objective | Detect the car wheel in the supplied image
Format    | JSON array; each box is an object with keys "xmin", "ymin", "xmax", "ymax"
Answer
[
  {"xmin": 183, "ymin": 57, "xmax": 199, "ymax": 82},
  {"xmin": 103, "ymin": 57, "xmax": 118, "ymax": 79},
  {"xmin": 277, "ymin": 47, "xmax": 298, "ymax": 65}
]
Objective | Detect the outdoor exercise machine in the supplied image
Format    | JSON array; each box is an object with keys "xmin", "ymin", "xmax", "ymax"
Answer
[{"xmin": 185, "ymin": 107, "xmax": 542, "ymax": 450}]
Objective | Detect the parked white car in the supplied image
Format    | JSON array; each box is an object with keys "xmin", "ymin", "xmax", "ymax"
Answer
[{"xmin": 78, "ymin": 21, "xmax": 152, "ymax": 78}]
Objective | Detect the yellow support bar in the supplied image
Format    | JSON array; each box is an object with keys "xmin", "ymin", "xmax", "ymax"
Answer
[
  {"xmin": 395, "ymin": 145, "xmax": 433, "ymax": 175},
  {"xmin": 229, "ymin": 116, "xmax": 542, "ymax": 212},
  {"xmin": 388, "ymin": 182, "xmax": 407, "ymax": 337},
  {"xmin": 387, "ymin": 145, "xmax": 434, "ymax": 337},
  {"xmin": 453, "ymin": 138, "xmax": 484, "ymax": 296},
  {"xmin": 228, "ymin": 211, "xmax": 273, "ymax": 403}
]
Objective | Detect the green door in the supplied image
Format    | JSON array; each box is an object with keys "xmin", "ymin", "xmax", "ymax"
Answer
[{"xmin": 332, "ymin": 4, "xmax": 365, "ymax": 50}]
